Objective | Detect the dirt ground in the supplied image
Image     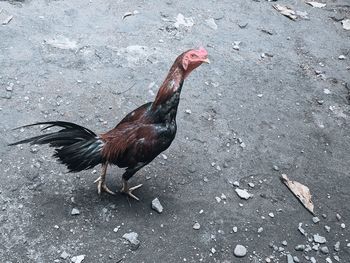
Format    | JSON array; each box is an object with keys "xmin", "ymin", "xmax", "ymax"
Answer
[{"xmin": 0, "ymin": 0, "xmax": 349, "ymax": 262}]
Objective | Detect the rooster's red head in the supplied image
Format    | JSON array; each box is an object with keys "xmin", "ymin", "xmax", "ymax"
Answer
[{"xmin": 180, "ymin": 48, "xmax": 210, "ymax": 77}]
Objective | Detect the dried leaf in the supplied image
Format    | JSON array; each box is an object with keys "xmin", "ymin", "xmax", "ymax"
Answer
[
  {"xmin": 342, "ymin": 19, "xmax": 350, "ymax": 31},
  {"xmin": 273, "ymin": 4, "xmax": 297, "ymax": 21},
  {"xmin": 281, "ymin": 174, "xmax": 314, "ymax": 215},
  {"xmin": 307, "ymin": 2, "xmax": 326, "ymax": 8}
]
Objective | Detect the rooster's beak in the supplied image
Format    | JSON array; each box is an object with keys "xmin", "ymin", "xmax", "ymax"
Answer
[{"xmin": 202, "ymin": 58, "xmax": 210, "ymax": 64}]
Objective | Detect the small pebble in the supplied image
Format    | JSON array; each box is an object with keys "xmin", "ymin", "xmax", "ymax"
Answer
[
  {"xmin": 282, "ymin": 240, "xmax": 288, "ymax": 246},
  {"xmin": 313, "ymin": 234, "xmax": 326, "ymax": 244},
  {"xmin": 293, "ymin": 256, "xmax": 300, "ymax": 263},
  {"xmin": 272, "ymin": 165, "xmax": 279, "ymax": 171},
  {"xmin": 193, "ymin": 222, "xmax": 201, "ymax": 230},
  {"xmin": 326, "ymin": 258, "xmax": 332, "ymax": 263},
  {"xmin": 334, "ymin": 241, "xmax": 340, "ymax": 252},
  {"xmin": 312, "ymin": 217, "xmax": 320, "ymax": 223},
  {"xmin": 122, "ymin": 232, "xmax": 140, "ymax": 250},
  {"xmin": 268, "ymin": 212, "xmax": 274, "ymax": 218},
  {"xmin": 71, "ymin": 208, "xmax": 80, "ymax": 216},
  {"xmin": 235, "ymin": 188, "xmax": 251, "ymax": 200},
  {"xmin": 338, "ymin": 55, "xmax": 346, "ymax": 60},
  {"xmin": 232, "ymin": 226, "xmax": 238, "ymax": 233},
  {"xmin": 310, "ymin": 257, "xmax": 316, "ymax": 263},
  {"xmin": 233, "ymin": 181, "xmax": 240, "ymax": 187},
  {"xmin": 151, "ymin": 198, "xmax": 163, "ymax": 213},
  {"xmin": 71, "ymin": 255, "xmax": 85, "ymax": 263},
  {"xmin": 295, "ymin": 244, "xmax": 305, "ymax": 251},
  {"xmin": 286, "ymin": 254, "xmax": 293, "ymax": 263},
  {"xmin": 340, "ymin": 223, "xmax": 345, "ymax": 229},
  {"xmin": 233, "ymin": 244, "xmax": 247, "ymax": 257},
  {"xmin": 258, "ymin": 227, "xmax": 263, "ymax": 233},
  {"xmin": 248, "ymin": 183, "xmax": 255, "ymax": 188},
  {"xmin": 60, "ymin": 251, "xmax": 69, "ymax": 259},
  {"xmin": 320, "ymin": 246, "xmax": 329, "ymax": 254},
  {"xmin": 325, "ymin": 225, "xmax": 331, "ymax": 232},
  {"xmin": 336, "ymin": 213, "xmax": 341, "ymax": 220}
]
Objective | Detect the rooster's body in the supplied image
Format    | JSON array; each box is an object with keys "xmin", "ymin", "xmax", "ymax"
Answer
[{"xmin": 9, "ymin": 48, "xmax": 209, "ymax": 200}]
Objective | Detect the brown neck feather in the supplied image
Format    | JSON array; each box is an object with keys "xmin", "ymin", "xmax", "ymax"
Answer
[{"xmin": 151, "ymin": 63, "xmax": 185, "ymax": 111}]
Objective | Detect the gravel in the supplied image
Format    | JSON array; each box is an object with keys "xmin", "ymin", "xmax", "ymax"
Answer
[
  {"xmin": 313, "ymin": 234, "xmax": 327, "ymax": 244},
  {"xmin": 193, "ymin": 222, "xmax": 200, "ymax": 230},
  {"xmin": 234, "ymin": 188, "xmax": 251, "ymax": 200},
  {"xmin": 233, "ymin": 244, "xmax": 247, "ymax": 257},
  {"xmin": 122, "ymin": 232, "xmax": 140, "ymax": 250},
  {"xmin": 151, "ymin": 198, "xmax": 163, "ymax": 213},
  {"xmin": 71, "ymin": 208, "xmax": 80, "ymax": 216},
  {"xmin": 71, "ymin": 255, "xmax": 85, "ymax": 263}
]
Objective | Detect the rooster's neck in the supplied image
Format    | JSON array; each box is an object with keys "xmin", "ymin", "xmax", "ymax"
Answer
[{"xmin": 151, "ymin": 66, "xmax": 184, "ymax": 121}]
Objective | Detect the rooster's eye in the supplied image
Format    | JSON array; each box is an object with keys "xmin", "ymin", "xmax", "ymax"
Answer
[{"xmin": 191, "ymin": 54, "xmax": 196, "ymax": 58}]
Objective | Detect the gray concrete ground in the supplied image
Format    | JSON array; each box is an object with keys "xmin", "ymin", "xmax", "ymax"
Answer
[{"xmin": 0, "ymin": 0, "xmax": 349, "ymax": 262}]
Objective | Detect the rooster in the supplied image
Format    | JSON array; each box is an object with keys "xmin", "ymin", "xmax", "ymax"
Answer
[{"xmin": 9, "ymin": 48, "xmax": 209, "ymax": 200}]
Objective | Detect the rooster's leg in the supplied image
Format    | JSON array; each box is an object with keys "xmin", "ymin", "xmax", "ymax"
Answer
[
  {"xmin": 94, "ymin": 163, "xmax": 115, "ymax": 195},
  {"xmin": 120, "ymin": 165, "xmax": 145, "ymax": 201}
]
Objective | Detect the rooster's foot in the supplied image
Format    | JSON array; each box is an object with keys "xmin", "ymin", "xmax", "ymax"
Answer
[
  {"xmin": 94, "ymin": 177, "xmax": 116, "ymax": 195},
  {"xmin": 121, "ymin": 183, "xmax": 143, "ymax": 201}
]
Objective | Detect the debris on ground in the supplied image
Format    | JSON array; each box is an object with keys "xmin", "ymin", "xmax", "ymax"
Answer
[
  {"xmin": 205, "ymin": 18, "xmax": 218, "ymax": 30},
  {"xmin": 122, "ymin": 232, "xmax": 140, "ymax": 250},
  {"xmin": 174, "ymin": 13, "xmax": 194, "ymax": 29},
  {"xmin": 273, "ymin": 4, "xmax": 309, "ymax": 21},
  {"xmin": 233, "ymin": 244, "xmax": 247, "ymax": 257},
  {"xmin": 313, "ymin": 233, "xmax": 326, "ymax": 244},
  {"xmin": 193, "ymin": 222, "xmax": 201, "ymax": 230},
  {"xmin": 232, "ymin": 41, "xmax": 241, "ymax": 51},
  {"xmin": 281, "ymin": 174, "xmax": 314, "ymax": 214},
  {"xmin": 341, "ymin": 19, "xmax": 350, "ymax": 30},
  {"xmin": 60, "ymin": 251, "xmax": 69, "ymax": 260},
  {"xmin": 122, "ymin": 10, "xmax": 139, "ymax": 20},
  {"xmin": 306, "ymin": 2, "xmax": 326, "ymax": 8},
  {"xmin": 235, "ymin": 188, "xmax": 251, "ymax": 200},
  {"xmin": 71, "ymin": 208, "xmax": 80, "ymax": 216},
  {"xmin": 273, "ymin": 4, "xmax": 297, "ymax": 20},
  {"xmin": 0, "ymin": 9, "xmax": 13, "ymax": 25},
  {"xmin": 71, "ymin": 255, "xmax": 85, "ymax": 263},
  {"xmin": 151, "ymin": 198, "xmax": 163, "ymax": 213},
  {"xmin": 45, "ymin": 35, "xmax": 78, "ymax": 50}
]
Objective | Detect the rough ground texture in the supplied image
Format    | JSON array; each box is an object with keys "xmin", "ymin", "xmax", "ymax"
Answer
[{"xmin": 0, "ymin": 0, "xmax": 349, "ymax": 262}]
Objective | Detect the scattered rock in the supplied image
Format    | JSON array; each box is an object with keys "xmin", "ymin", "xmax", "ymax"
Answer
[
  {"xmin": 340, "ymin": 223, "xmax": 345, "ymax": 229},
  {"xmin": 185, "ymin": 109, "xmax": 192, "ymax": 114},
  {"xmin": 338, "ymin": 55, "xmax": 346, "ymax": 60},
  {"xmin": 205, "ymin": 18, "xmax": 218, "ymax": 30},
  {"xmin": 71, "ymin": 208, "xmax": 80, "ymax": 216},
  {"xmin": 248, "ymin": 183, "xmax": 255, "ymax": 188},
  {"xmin": 313, "ymin": 234, "xmax": 326, "ymax": 244},
  {"xmin": 268, "ymin": 212, "xmax": 274, "ymax": 218},
  {"xmin": 258, "ymin": 227, "xmax": 263, "ymax": 233},
  {"xmin": 113, "ymin": 226, "xmax": 121, "ymax": 233},
  {"xmin": 193, "ymin": 222, "xmax": 201, "ymax": 230},
  {"xmin": 310, "ymin": 257, "xmax": 316, "ymax": 263},
  {"xmin": 334, "ymin": 241, "xmax": 340, "ymax": 252},
  {"xmin": 273, "ymin": 165, "xmax": 279, "ymax": 171},
  {"xmin": 320, "ymin": 246, "xmax": 329, "ymax": 254},
  {"xmin": 286, "ymin": 254, "xmax": 294, "ymax": 263},
  {"xmin": 238, "ymin": 22, "xmax": 248, "ymax": 29},
  {"xmin": 341, "ymin": 19, "xmax": 350, "ymax": 30},
  {"xmin": 0, "ymin": 9, "xmax": 13, "ymax": 25},
  {"xmin": 71, "ymin": 255, "xmax": 85, "ymax": 263},
  {"xmin": 233, "ymin": 244, "xmax": 247, "ymax": 257},
  {"xmin": 336, "ymin": 213, "xmax": 341, "ymax": 220},
  {"xmin": 306, "ymin": 2, "xmax": 326, "ymax": 8},
  {"xmin": 122, "ymin": 232, "xmax": 140, "ymax": 250},
  {"xmin": 233, "ymin": 181, "xmax": 240, "ymax": 187},
  {"xmin": 325, "ymin": 225, "xmax": 331, "ymax": 232},
  {"xmin": 312, "ymin": 217, "xmax": 320, "ymax": 223},
  {"xmin": 151, "ymin": 198, "xmax": 163, "ymax": 213},
  {"xmin": 235, "ymin": 188, "xmax": 251, "ymax": 200},
  {"xmin": 60, "ymin": 251, "xmax": 69, "ymax": 259},
  {"xmin": 174, "ymin": 13, "xmax": 194, "ymax": 29},
  {"xmin": 282, "ymin": 240, "xmax": 288, "ymax": 246},
  {"xmin": 232, "ymin": 226, "xmax": 238, "ymax": 233},
  {"xmin": 232, "ymin": 41, "xmax": 241, "ymax": 51},
  {"xmin": 45, "ymin": 35, "xmax": 78, "ymax": 50},
  {"xmin": 295, "ymin": 244, "xmax": 305, "ymax": 251}
]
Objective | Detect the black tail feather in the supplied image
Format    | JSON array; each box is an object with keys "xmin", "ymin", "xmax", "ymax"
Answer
[{"xmin": 9, "ymin": 121, "xmax": 104, "ymax": 172}]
